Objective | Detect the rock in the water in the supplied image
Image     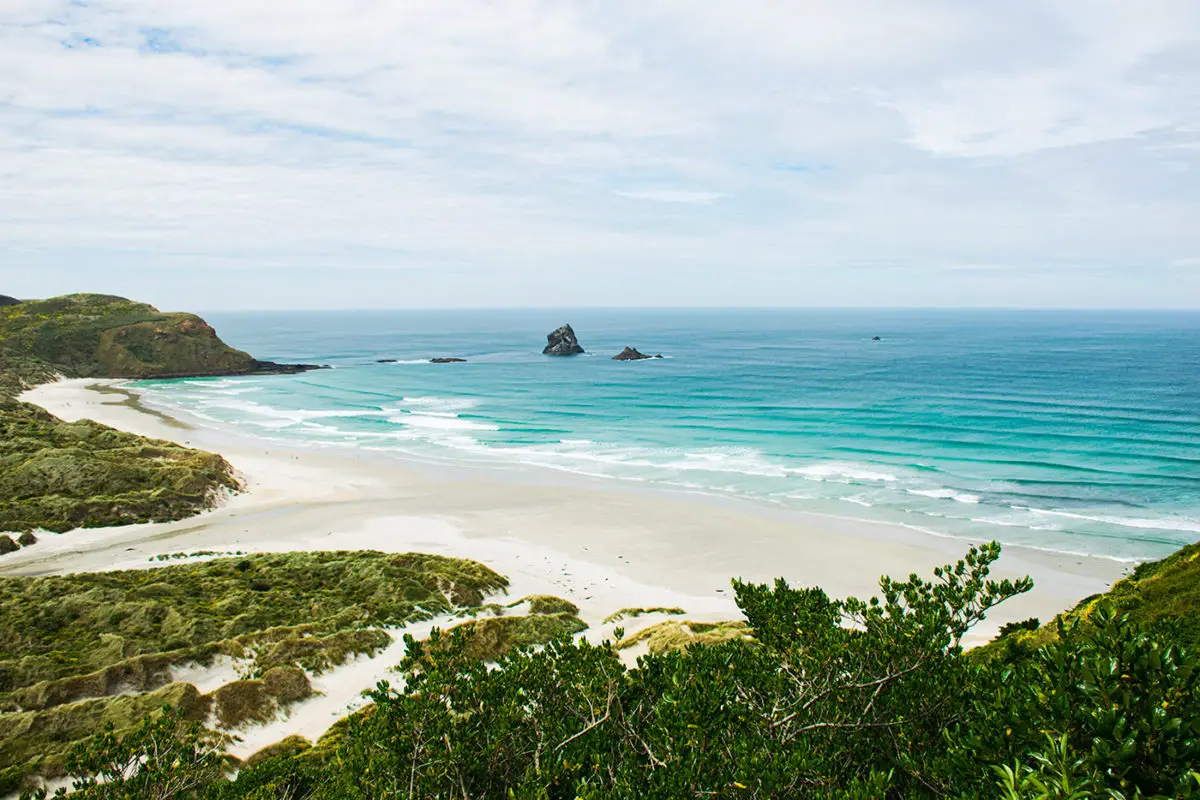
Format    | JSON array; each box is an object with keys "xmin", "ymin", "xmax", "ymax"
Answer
[
  {"xmin": 0, "ymin": 295, "xmax": 20, "ymax": 307},
  {"xmin": 17, "ymin": 531, "xmax": 37, "ymax": 546},
  {"xmin": 251, "ymin": 360, "xmax": 327, "ymax": 375},
  {"xmin": 872, "ymin": 336, "xmax": 882, "ymax": 341},
  {"xmin": 543, "ymin": 324, "xmax": 584, "ymax": 356},
  {"xmin": 612, "ymin": 347, "xmax": 662, "ymax": 361},
  {"xmin": 377, "ymin": 358, "xmax": 398, "ymax": 363},
  {"xmin": 0, "ymin": 535, "xmax": 18, "ymax": 555},
  {"xmin": 430, "ymin": 357, "xmax": 467, "ymax": 363}
]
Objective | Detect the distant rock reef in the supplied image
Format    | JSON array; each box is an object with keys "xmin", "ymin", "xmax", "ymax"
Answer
[
  {"xmin": 543, "ymin": 324, "xmax": 585, "ymax": 356},
  {"xmin": 612, "ymin": 347, "xmax": 662, "ymax": 361}
]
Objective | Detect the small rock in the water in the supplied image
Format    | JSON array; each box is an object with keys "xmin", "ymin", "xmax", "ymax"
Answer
[
  {"xmin": 0, "ymin": 535, "xmax": 18, "ymax": 555},
  {"xmin": 612, "ymin": 346, "xmax": 662, "ymax": 361},
  {"xmin": 543, "ymin": 324, "xmax": 585, "ymax": 356},
  {"xmin": 377, "ymin": 358, "xmax": 398, "ymax": 363},
  {"xmin": 872, "ymin": 336, "xmax": 881, "ymax": 341},
  {"xmin": 429, "ymin": 357, "xmax": 467, "ymax": 363}
]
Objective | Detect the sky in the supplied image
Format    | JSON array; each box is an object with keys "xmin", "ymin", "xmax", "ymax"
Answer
[{"xmin": 2, "ymin": 1, "xmax": 1199, "ymax": 310}]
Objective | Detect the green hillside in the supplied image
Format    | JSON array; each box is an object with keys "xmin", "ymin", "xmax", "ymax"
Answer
[
  {"xmin": 0, "ymin": 294, "xmax": 259, "ymax": 380},
  {"xmin": 0, "ymin": 294, "xmax": 316, "ymax": 539}
]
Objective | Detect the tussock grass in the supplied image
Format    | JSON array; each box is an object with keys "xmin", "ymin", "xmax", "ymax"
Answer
[
  {"xmin": 616, "ymin": 620, "xmax": 751, "ymax": 654},
  {"xmin": 602, "ymin": 606, "xmax": 686, "ymax": 624},
  {"xmin": 0, "ymin": 551, "xmax": 508, "ymax": 784},
  {"xmin": 449, "ymin": 614, "xmax": 589, "ymax": 662},
  {"xmin": 507, "ymin": 594, "xmax": 580, "ymax": 615}
]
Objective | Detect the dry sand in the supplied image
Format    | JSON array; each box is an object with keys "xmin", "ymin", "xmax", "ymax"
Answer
[{"xmin": 1, "ymin": 378, "xmax": 1132, "ymax": 755}]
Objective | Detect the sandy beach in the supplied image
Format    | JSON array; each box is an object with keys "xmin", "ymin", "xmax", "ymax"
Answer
[{"xmin": 1, "ymin": 378, "xmax": 1131, "ymax": 756}]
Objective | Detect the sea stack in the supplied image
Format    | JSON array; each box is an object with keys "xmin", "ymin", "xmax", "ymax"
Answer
[
  {"xmin": 612, "ymin": 347, "xmax": 662, "ymax": 361},
  {"xmin": 543, "ymin": 324, "xmax": 585, "ymax": 356}
]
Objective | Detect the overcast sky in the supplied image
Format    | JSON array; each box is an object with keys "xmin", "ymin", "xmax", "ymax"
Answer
[{"xmin": 2, "ymin": 1, "xmax": 1199, "ymax": 309}]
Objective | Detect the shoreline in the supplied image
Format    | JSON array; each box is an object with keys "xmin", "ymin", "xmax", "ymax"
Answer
[{"xmin": 6, "ymin": 379, "xmax": 1131, "ymax": 647}]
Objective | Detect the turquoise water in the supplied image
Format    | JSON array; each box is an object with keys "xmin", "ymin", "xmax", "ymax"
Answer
[{"xmin": 134, "ymin": 309, "xmax": 1200, "ymax": 561}]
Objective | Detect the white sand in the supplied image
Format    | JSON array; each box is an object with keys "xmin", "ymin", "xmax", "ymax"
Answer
[{"xmin": 2, "ymin": 378, "xmax": 1132, "ymax": 754}]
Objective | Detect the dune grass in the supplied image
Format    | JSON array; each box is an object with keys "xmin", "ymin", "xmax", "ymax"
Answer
[{"xmin": 615, "ymin": 620, "xmax": 751, "ymax": 654}]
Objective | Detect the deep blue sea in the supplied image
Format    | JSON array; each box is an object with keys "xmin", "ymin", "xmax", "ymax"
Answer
[{"xmin": 133, "ymin": 309, "xmax": 1200, "ymax": 562}]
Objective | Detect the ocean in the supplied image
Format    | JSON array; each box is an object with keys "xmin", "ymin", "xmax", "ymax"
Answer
[{"xmin": 133, "ymin": 309, "xmax": 1200, "ymax": 562}]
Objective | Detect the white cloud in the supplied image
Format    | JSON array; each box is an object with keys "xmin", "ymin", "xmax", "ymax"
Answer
[
  {"xmin": 615, "ymin": 190, "xmax": 725, "ymax": 204},
  {"xmin": 0, "ymin": 0, "xmax": 1198, "ymax": 308}
]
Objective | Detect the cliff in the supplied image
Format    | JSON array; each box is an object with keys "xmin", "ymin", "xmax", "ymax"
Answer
[{"xmin": 0, "ymin": 294, "xmax": 319, "ymax": 381}]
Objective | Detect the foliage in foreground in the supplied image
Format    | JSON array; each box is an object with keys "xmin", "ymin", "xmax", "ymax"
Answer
[{"xmin": 21, "ymin": 542, "xmax": 1200, "ymax": 799}]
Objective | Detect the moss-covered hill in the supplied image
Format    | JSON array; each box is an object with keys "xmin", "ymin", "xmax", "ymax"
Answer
[
  {"xmin": 0, "ymin": 293, "xmax": 254, "ymax": 380},
  {"xmin": 0, "ymin": 551, "xmax": 516, "ymax": 788},
  {"xmin": 0, "ymin": 293, "xmax": 322, "ymax": 538},
  {"xmin": 0, "ymin": 293, "xmax": 319, "ymax": 380}
]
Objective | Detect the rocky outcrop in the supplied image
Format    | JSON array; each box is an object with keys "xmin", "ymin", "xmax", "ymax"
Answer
[
  {"xmin": 613, "ymin": 347, "xmax": 662, "ymax": 361},
  {"xmin": 0, "ymin": 295, "xmax": 19, "ymax": 307},
  {"xmin": 430, "ymin": 357, "xmax": 467, "ymax": 363},
  {"xmin": 0, "ymin": 535, "xmax": 17, "ymax": 555},
  {"xmin": 543, "ymin": 324, "xmax": 584, "ymax": 356},
  {"xmin": 251, "ymin": 360, "xmax": 326, "ymax": 376}
]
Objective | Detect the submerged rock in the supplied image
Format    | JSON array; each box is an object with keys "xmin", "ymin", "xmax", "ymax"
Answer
[
  {"xmin": 543, "ymin": 324, "xmax": 584, "ymax": 356},
  {"xmin": 612, "ymin": 347, "xmax": 662, "ymax": 361},
  {"xmin": 377, "ymin": 358, "xmax": 398, "ymax": 363},
  {"xmin": 430, "ymin": 357, "xmax": 467, "ymax": 363}
]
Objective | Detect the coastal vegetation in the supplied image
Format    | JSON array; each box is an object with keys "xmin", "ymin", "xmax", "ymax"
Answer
[
  {"xmin": 0, "ymin": 294, "xmax": 260, "ymax": 381},
  {"xmin": 11, "ymin": 541, "xmax": 1200, "ymax": 799},
  {"xmin": 0, "ymin": 293, "xmax": 318, "ymax": 539},
  {"xmin": 0, "ymin": 551, "xmax": 510, "ymax": 790}
]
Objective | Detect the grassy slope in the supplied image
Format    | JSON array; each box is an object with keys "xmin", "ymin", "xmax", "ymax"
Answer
[
  {"xmin": 0, "ymin": 551, "xmax": 511, "ymax": 787},
  {"xmin": 0, "ymin": 293, "xmax": 293, "ymax": 536},
  {"xmin": 978, "ymin": 541, "xmax": 1200, "ymax": 662},
  {"xmin": 0, "ymin": 294, "xmax": 257, "ymax": 380}
]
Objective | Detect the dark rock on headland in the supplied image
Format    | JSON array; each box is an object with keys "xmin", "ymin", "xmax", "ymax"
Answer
[
  {"xmin": 0, "ymin": 295, "xmax": 20, "ymax": 307},
  {"xmin": 612, "ymin": 347, "xmax": 663, "ymax": 361},
  {"xmin": 543, "ymin": 324, "xmax": 584, "ymax": 356},
  {"xmin": 251, "ymin": 360, "xmax": 326, "ymax": 376},
  {"xmin": 430, "ymin": 358, "xmax": 467, "ymax": 363}
]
